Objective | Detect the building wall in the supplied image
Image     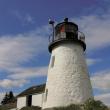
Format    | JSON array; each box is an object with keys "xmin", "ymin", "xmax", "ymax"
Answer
[
  {"xmin": 17, "ymin": 93, "xmax": 44, "ymax": 109},
  {"xmin": 32, "ymin": 93, "xmax": 43, "ymax": 107},
  {"xmin": 17, "ymin": 96, "xmax": 26, "ymax": 109},
  {"xmin": 43, "ymin": 43, "xmax": 93, "ymax": 109}
]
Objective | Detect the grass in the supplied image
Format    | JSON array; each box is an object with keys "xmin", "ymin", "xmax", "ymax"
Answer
[
  {"xmin": 0, "ymin": 102, "xmax": 16, "ymax": 110},
  {"xmin": 20, "ymin": 106, "xmax": 41, "ymax": 110}
]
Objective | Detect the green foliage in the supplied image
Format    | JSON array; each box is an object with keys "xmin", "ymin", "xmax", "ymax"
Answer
[
  {"xmin": 20, "ymin": 106, "xmax": 41, "ymax": 110},
  {"xmin": 53, "ymin": 104, "xmax": 81, "ymax": 110},
  {"xmin": 1, "ymin": 91, "xmax": 16, "ymax": 105},
  {"xmin": 0, "ymin": 105, "xmax": 8, "ymax": 110},
  {"xmin": 44, "ymin": 98, "xmax": 109, "ymax": 110},
  {"xmin": 9, "ymin": 91, "xmax": 14, "ymax": 99},
  {"xmin": 83, "ymin": 98, "xmax": 109, "ymax": 110},
  {"xmin": 1, "ymin": 93, "xmax": 9, "ymax": 105},
  {"xmin": 0, "ymin": 103, "xmax": 16, "ymax": 110}
]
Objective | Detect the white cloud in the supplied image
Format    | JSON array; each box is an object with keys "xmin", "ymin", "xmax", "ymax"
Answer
[
  {"xmin": 0, "ymin": 79, "xmax": 29, "ymax": 88},
  {"xmin": 95, "ymin": 93, "xmax": 110, "ymax": 106},
  {"xmin": 72, "ymin": 12, "xmax": 110, "ymax": 51},
  {"xmin": 25, "ymin": 14, "xmax": 34, "ymax": 24},
  {"xmin": 91, "ymin": 70, "xmax": 110, "ymax": 90},
  {"xmin": 0, "ymin": 25, "xmax": 49, "ymax": 88},
  {"xmin": 12, "ymin": 11, "xmax": 35, "ymax": 25},
  {"xmin": 0, "ymin": 27, "xmax": 48, "ymax": 69},
  {"xmin": 86, "ymin": 58, "xmax": 101, "ymax": 66},
  {"xmin": 8, "ymin": 66, "xmax": 48, "ymax": 80}
]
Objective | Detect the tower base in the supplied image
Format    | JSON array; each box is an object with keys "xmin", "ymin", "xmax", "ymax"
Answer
[
  {"xmin": 42, "ymin": 43, "xmax": 93, "ymax": 109},
  {"xmin": 42, "ymin": 103, "xmax": 83, "ymax": 110}
]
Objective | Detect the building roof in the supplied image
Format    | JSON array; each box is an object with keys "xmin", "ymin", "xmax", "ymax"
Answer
[{"xmin": 17, "ymin": 84, "xmax": 45, "ymax": 97}]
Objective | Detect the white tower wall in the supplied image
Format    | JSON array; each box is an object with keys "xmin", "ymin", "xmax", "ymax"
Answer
[{"xmin": 43, "ymin": 43, "xmax": 93, "ymax": 109}]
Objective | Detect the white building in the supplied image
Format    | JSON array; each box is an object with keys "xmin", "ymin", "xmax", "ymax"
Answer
[
  {"xmin": 17, "ymin": 84, "xmax": 45, "ymax": 110},
  {"xmin": 42, "ymin": 18, "xmax": 93, "ymax": 109}
]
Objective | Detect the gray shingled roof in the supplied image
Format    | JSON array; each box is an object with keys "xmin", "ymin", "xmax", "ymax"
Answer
[{"xmin": 17, "ymin": 84, "xmax": 45, "ymax": 97}]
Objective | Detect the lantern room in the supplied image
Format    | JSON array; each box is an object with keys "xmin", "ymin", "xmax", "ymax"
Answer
[
  {"xmin": 48, "ymin": 18, "xmax": 86, "ymax": 52},
  {"xmin": 55, "ymin": 18, "xmax": 78, "ymax": 40}
]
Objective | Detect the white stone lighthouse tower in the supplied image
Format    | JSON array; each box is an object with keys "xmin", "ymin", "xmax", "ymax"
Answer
[{"xmin": 42, "ymin": 18, "xmax": 93, "ymax": 109}]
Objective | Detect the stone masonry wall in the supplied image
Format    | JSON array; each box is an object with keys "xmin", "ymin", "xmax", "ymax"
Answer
[{"xmin": 42, "ymin": 43, "xmax": 93, "ymax": 109}]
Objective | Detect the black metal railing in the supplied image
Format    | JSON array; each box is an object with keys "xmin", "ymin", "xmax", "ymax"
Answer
[{"xmin": 49, "ymin": 31, "xmax": 85, "ymax": 43}]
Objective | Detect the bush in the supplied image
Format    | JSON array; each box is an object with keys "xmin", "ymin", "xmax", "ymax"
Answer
[
  {"xmin": 1, "ymin": 91, "xmax": 16, "ymax": 105},
  {"xmin": 83, "ymin": 98, "xmax": 109, "ymax": 110},
  {"xmin": 43, "ymin": 99, "xmax": 108, "ymax": 110},
  {"xmin": 0, "ymin": 105, "xmax": 8, "ymax": 110},
  {"xmin": 44, "ymin": 104, "xmax": 82, "ymax": 110},
  {"xmin": 54, "ymin": 104, "xmax": 81, "ymax": 110},
  {"xmin": 20, "ymin": 106, "xmax": 41, "ymax": 110}
]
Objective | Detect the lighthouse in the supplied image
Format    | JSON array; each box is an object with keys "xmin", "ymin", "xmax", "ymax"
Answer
[{"xmin": 42, "ymin": 18, "xmax": 93, "ymax": 109}]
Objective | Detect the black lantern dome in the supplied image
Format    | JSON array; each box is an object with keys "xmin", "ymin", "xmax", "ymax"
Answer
[{"xmin": 48, "ymin": 18, "xmax": 86, "ymax": 52}]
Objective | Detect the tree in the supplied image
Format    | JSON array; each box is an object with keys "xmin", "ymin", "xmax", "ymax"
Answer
[
  {"xmin": 9, "ymin": 91, "xmax": 14, "ymax": 99},
  {"xmin": 1, "ymin": 93, "xmax": 9, "ymax": 105},
  {"xmin": 1, "ymin": 91, "xmax": 16, "ymax": 105},
  {"xmin": 83, "ymin": 98, "xmax": 109, "ymax": 110},
  {"xmin": 8, "ymin": 91, "xmax": 16, "ymax": 103}
]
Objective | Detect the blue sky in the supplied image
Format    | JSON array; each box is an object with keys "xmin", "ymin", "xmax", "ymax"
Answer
[{"xmin": 0, "ymin": 0, "xmax": 110, "ymax": 106}]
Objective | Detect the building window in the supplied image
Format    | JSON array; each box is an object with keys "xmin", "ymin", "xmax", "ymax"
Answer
[
  {"xmin": 50, "ymin": 56, "xmax": 55, "ymax": 68},
  {"xmin": 44, "ymin": 89, "xmax": 48, "ymax": 102},
  {"xmin": 26, "ymin": 95, "xmax": 32, "ymax": 107}
]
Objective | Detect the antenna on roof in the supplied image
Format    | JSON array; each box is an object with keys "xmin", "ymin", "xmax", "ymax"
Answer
[{"xmin": 48, "ymin": 19, "xmax": 55, "ymax": 41}]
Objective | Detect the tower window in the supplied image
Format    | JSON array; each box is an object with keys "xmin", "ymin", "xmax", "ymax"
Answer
[
  {"xmin": 44, "ymin": 89, "xmax": 48, "ymax": 102},
  {"xmin": 50, "ymin": 56, "xmax": 55, "ymax": 68}
]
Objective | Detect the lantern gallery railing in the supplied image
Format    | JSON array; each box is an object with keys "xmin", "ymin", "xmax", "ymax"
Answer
[{"xmin": 49, "ymin": 31, "xmax": 85, "ymax": 43}]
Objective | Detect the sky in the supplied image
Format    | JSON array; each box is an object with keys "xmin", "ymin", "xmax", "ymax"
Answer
[{"xmin": 0, "ymin": 0, "xmax": 110, "ymax": 106}]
